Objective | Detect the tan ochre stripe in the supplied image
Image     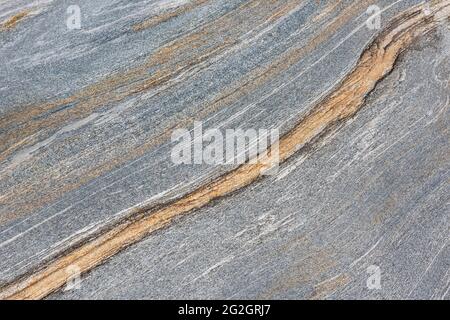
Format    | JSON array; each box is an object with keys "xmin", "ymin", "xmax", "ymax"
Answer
[
  {"xmin": 0, "ymin": 10, "xmax": 30, "ymax": 30},
  {"xmin": 132, "ymin": 0, "xmax": 210, "ymax": 31}
]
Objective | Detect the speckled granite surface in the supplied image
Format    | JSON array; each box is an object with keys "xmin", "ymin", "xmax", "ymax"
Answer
[{"xmin": 0, "ymin": 0, "xmax": 448, "ymax": 299}]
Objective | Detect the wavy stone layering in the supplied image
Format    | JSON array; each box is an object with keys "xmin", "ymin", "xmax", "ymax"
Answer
[{"xmin": 0, "ymin": 0, "xmax": 449, "ymax": 299}]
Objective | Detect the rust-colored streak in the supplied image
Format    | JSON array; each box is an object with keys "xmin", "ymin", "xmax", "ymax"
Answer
[
  {"xmin": 309, "ymin": 274, "xmax": 350, "ymax": 300},
  {"xmin": 0, "ymin": 11, "xmax": 29, "ymax": 30},
  {"xmin": 0, "ymin": 1, "xmax": 449, "ymax": 300},
  {"xmin": 132, "ymin": 0, "xmax": 210, "ymax": 31}
]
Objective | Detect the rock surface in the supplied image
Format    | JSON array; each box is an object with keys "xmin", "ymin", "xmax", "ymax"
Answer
[{"xmin": 0, "ymin": 0, "xmax": 448, "ymax": 299}]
